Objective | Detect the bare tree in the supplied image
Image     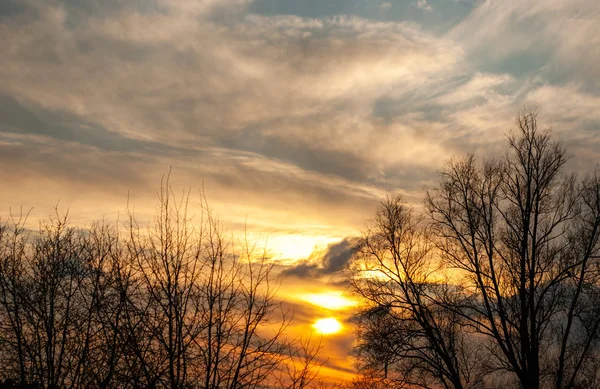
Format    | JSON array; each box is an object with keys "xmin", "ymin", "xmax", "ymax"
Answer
[
  {"xmin": 0, "ymin": 211, "xmax": 30, "ymax": 385},
  {"xmin": 350, "ymin": 196, "xmax": 486, "ymax": 389},
  {"xmin": 275, "ymin": 336, "xmax": 326, "ymax": 389},
  {"xmin": 426, "ymin": 111, "xmax": 600, "ymax": 389},
  {"xmin": 0, "ymin": 209, "xmax": 123, "ymax": 389},
  {"xmin": 193, "ymin": 219, "xmax": 290, "ymax": 389},
  {"xmin": 0, "ymin": 210, "xmax": 137, "ymax": 389},
  {"xmin": 121, "ymin": 177, "xmax": 293, "ymax": 389},
  {"xmin": 123, "ymin": 180, "xmax": 206, "ymax": 389},
  {"xmin": 0, "ymin": 177, "xmax": 317, "ymax": 389}
]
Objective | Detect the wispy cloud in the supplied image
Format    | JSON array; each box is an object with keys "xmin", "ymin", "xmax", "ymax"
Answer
[{"xmin": 1, "ymin": 0, "xmax": 599, "ymax": 254}]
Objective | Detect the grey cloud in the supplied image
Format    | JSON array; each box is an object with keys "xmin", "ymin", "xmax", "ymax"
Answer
[
  {"xmin": 320, "ymin": 237, "xmax": 361, "ymax": 273},
  {"xmin": 0, "ymin": 94, "xmax": 174, "ymax": 154},
  {"xmin": 282, "ymin": 237, "xmax": 360, "ymax": 278},
  {"xmin": 218, "ymin": 124, "xmax": 377, "ymax": 184},
  {"xmin": 280, "ymin": 263, "xmax": 320, "ymax": 278},
  {"xmin": 0, "ymin": 0, "xmax": 27, "ymax": 19}
]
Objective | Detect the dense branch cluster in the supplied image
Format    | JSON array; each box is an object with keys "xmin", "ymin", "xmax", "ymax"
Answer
[
  {"xmin": 351, "ymin": 111, "xmax": 600, "ymax": 389},
  {"xmin": 0, "ymin": 180, "xmax": 322, "ymax": 389}
]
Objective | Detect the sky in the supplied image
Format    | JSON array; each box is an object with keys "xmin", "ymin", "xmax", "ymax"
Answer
[{"xmin": 1, "ymin": 0, "xmax": 600, "ymax": 383}]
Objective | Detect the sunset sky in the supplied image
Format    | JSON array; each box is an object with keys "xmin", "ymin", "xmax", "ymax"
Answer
[{"xmin": 1, "ymin": 0, "xmax": 600, "ymax": 382}]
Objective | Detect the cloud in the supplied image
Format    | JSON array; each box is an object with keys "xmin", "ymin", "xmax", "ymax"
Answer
[
  {"xmin": 0, "ymin": 94, "xmax": 173, "ymax": 154},
  {"xmin": 415, "ymin": 0, "xmax": 433, "ymax": 12},
  {"xmin": 448, "ymin": 0, "xmax": 600, "ymax": 83},
  {"xmin": 1, "ymin": 0, "xmax": 599, "ymax": 228},
  {"xmin": 0, "ymin": 0, "xmax": 469, "ymax": 229},
  {"xmin": 282, "ymin": 237, "xmax": 360, "ymax": 278},
  {"xmin": 1, "ymin": 0, "xmax": 598, "ymax": 244}
]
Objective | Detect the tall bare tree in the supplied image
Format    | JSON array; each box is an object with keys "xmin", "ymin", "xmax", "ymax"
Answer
[
  {"xmin": 426, "ymin": 111, "xmax": 600, "ymax": 389},
  {"xmin": 351, "ymin": 196, "xmax": 486, "ymax": 389},
  {"xmin": 0, "ymin": 211, "xmax": 30, "ymax": 385},
  {"xmin": 121, "ymin": 177, "xmax": 293, "ymax": 389}
]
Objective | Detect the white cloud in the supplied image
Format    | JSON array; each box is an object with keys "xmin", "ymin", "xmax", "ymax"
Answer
[
  {"xmin": 448, "ymin": 0, "xmax": 600, "ymax": 82},
  {"xmin": 415, "ymin": 0, "xmax": 433, "ymax": 11}
]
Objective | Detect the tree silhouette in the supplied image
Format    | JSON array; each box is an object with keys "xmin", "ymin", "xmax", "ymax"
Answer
[
  {"xmin": 0, "ymin": 177, "xmax": 325, "ymax": 389},
  {"xmin": 352, "ymin": 110, "xmax": 600, "ymax": 389},
  {"xmin": 350, "ymin": 196, "xmax": 485, "ymax": 389},
  {"xmin": 427, "ymin": 110, "xmax": 600, "ymax": 389}
]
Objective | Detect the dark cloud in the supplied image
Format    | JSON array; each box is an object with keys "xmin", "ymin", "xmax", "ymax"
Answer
[
  {"xmin": 280, "ymin": 262, "xmax": 320, "ymax": 278},
  {"xmin": 282, "ymin": 237, "xmax": 360, "ymax": 278},
  {"xmin": 0, "ymin": 0, "xmax": 26, "ymax": 19},
  {"xmin": 0, "ymin": 94, "xmax": 172, "ymax": 154},
  {"xmin": 218, "ymin": 125, "xmax": 376, "ymax": 185}
]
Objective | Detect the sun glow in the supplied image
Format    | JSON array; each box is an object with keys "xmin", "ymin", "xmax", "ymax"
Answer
[
  {"xmin": 302, "ymin": 291, "xmax": 358, "ymax": 310},
  {"xmin": 313, "ymin": 318, "xmax": 343, "ymax": 335},
  {"xmin": 251, "ymin": 234, "xmax": 341, "ymax": 261}
]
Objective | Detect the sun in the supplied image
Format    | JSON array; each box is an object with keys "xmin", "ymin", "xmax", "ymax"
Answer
[{"xmin": 313, "ymin": 318, "xmax": 343, "ymax": 335}]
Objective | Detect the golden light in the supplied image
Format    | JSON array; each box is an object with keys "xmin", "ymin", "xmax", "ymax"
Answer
[
  {"xmin": 313, "ymin": 318, "xmax": 343, "ymax": 335},
  {"xmin": 301, "ymin": 291, "xmax": 358, "ymax": 310},
  {"xmin": 249, "ymin": 234, "xmax": 341, "ymax": 261}
]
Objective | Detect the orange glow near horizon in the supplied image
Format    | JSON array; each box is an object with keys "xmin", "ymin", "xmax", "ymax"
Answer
[{"xmin": 313, "ymin": 318, "xmax": 343, "ymax": 335}]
